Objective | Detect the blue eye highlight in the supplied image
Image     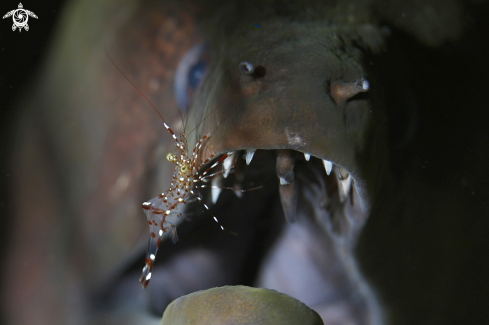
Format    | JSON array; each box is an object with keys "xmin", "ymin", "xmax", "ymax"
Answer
[
  {"xmin": 175, "ymin": 43, "xmax": 208, "ymax": 112},
  {"xmin": 188, "ymin": 61, "xmax": 206, "ymax": 89}
]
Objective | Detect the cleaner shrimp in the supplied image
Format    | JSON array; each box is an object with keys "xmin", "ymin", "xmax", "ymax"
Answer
[{"xmin": 106, "ymin": 52, "xmax": 259, "ymax": 289}]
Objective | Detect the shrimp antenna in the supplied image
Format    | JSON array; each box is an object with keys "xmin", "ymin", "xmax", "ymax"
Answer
[
  {"xmin": 105, "ymin": 49, "xmax": 169, "ymax": 126},
  {"xmin": 181, "ymin": 87, "xmax": 196, "ymax": 135},
  {"xmin": 187, "ymin": 94, "xmax": 237, "ymax": 137}
]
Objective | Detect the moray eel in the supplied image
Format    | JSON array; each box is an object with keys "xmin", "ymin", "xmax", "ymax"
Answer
[
  {"xmin": 180, "ymin": 4, "xmax": 389, "ymax": 323},
  {"xmin": 4, "ymin": 0, "xmax": 488, "ymax": 324}
]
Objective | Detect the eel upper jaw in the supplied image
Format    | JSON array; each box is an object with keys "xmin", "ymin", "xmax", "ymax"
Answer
[{"xmin": 191, "ymin": 81, "xmax": 376, "ymax": 230}]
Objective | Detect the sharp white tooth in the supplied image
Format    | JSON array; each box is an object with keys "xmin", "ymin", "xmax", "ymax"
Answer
[
  {"xmin": 304, "ymin": 153, "xmax": 311, "ymax": 161},
  {"xmin": 322, "ymin": 159, "xmax": 333, "ymax": 175},
  {"xmin": 280, "ymin": 177, "xmax": 289, "ymax": 185},
  {"xmin": 336, "ymin": 169, "xmax": 352, "ymax": 203},
  {"xmin": 233, "ymin": 183, "xmax": 243, "ymax": 198},
  {"xmin": 211, "ymin": 176, "xmax": 223, "ymax": 204},
  {"xmin": 222, "ymin": 152, "xmax": 234, "ymax": 178},
  {"xmin": 223, "ymin": 169, "xmax": 231, "ymax": 178},
  {"xmin": 245, "ymin": 149, "xmax": 255, "ymax": 165}
]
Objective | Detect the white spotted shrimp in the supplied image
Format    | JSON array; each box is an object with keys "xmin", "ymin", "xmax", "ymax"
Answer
[
  {"xmin": 139, "ymin": 129, "xmax": 233, "ymax": 288},
  {"xmin": 106, "ymin": 51, "xmax": 249, "ymax": 289}
]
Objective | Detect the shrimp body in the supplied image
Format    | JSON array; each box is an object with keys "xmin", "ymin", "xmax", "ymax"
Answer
[
  {"xmin": 139, "ymin": 126, "xmax": 229, "ymax": 288},
  {"xmin": 140, "ymin": 128, "xmax": 202, "ymax": 287},
  {"xmin": 105, "ymin": 51, "xmax": 231, "ymax": 289}
]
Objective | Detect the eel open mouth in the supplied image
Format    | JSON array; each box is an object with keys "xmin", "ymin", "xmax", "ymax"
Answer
[
  {"xmin": 167, "ymin": 145, "xmax": 378, "ymax": 323},
  {"xmin": 201, "ymin": 148, "xmax": 361, "ymax": 234}
]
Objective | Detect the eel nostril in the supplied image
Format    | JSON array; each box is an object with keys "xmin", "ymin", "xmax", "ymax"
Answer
[
  {"xmin": 330, "ymin": 78, "xmax": 370, "ymax": 105},
  {"xmin": 355, "ymin": 78, "xmax": 369, "ymax": 92},
  {"xmin": 239, "ymin": 61, "xmax": 255, "ymax": 75}
]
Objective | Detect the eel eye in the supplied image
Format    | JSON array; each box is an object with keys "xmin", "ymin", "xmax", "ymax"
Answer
[
  {"xmin": 180, "ymin": 165, "xmax": 189, "ymax": 173},
  {"xmin": 175, "ymin": 43, "xmax": 209, "ymax": 112},
  {"xmin": 167, "ymin": 153, "xmax": 176, "ymax": 162}
]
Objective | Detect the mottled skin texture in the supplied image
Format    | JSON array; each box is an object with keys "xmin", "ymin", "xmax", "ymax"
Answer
[
  {"xmin": 3, "ymin": 0, "xmax": 489, "ymax": 324},
  {"xmin": 161, "ymin": 286, "xmax": 324, "ymax": 325}
]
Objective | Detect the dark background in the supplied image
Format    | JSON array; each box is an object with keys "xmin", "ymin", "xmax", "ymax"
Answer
[
  {"xmin": 0, "ymin": 2, "xmax": 66, "ymax": 322},
  {"xmin": 1, "ymin": 2, "xmax": 68, "ymax": 182},
  {"xmin": 1, "ymin": 0, "xmax": 66, "ymax": 135}
]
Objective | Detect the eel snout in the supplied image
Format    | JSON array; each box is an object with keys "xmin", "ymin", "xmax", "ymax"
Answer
[{"xmin": 330, "ymin": 78, "xmax": 370, "ymax": 105}]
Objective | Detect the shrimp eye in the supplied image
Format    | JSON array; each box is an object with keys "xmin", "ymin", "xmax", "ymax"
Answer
[
  {"xmin": 167, "ymin": 153, "xmax": 176, "ymax": 162},
  {"xmin": 180, "ymin": 165, "xmax": 189, "ymax": 173}
]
